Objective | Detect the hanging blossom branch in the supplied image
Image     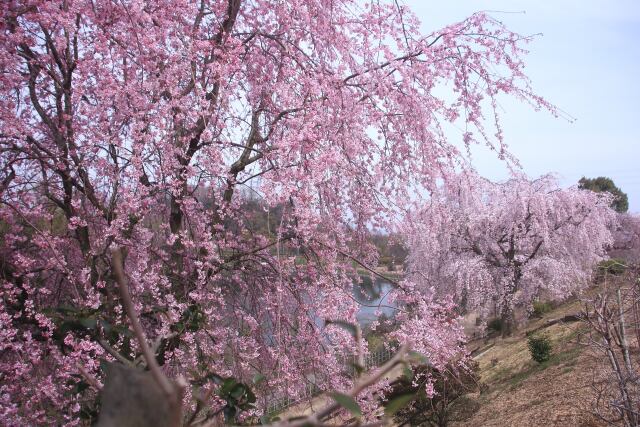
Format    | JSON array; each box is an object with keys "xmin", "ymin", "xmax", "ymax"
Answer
[{"xmin": 261, "ymin": 344, "xmax": 411, "ymax": 427}]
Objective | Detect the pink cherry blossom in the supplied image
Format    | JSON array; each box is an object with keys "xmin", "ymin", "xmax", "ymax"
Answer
[{"xmin": 1, "ymin": 1, "xmax": 555, "ymax": 423}]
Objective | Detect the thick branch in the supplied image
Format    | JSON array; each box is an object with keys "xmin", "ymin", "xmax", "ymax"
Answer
[{"xmin": 111, "ymin": 248, "xmax": 176, "ymax": 400}]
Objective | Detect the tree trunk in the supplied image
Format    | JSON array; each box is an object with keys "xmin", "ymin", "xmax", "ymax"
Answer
[
  {"xmin": 500, "ymin": 267, "xmax": 521, "ymax": 337},
  {"xmin": 500, "ymin": 306, "xmax": 515, "ymax": 337}
]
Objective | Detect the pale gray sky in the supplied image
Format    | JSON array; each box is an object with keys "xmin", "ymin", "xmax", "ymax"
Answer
[{"xmin": 404, "ymin": 0, "xmax": 640, "ymax": 212}]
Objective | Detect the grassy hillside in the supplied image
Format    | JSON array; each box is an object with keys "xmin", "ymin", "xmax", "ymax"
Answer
[{"xmin": 450, "ymin": 298, "xmax": 606, "ymax": 427}]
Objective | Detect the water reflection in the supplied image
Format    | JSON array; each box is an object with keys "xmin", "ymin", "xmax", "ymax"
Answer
[{"xmin": 354, "ymin": 276, "xmax": 397, "ymax": 326}]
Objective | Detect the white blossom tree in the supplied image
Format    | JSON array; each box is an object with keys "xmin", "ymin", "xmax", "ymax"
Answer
[{"xmin": 403, "ymin": 174, "xmax": 616, "ymax": 335}]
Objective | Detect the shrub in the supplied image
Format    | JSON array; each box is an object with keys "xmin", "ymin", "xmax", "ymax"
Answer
[
  {"xmin": 531, "ymin": 301, "xmax": 553, "ymax": 318},
  {"xmin": 487, "ymin": 317, "xmax": 504, "ymax": 333},
  {"xmin": 379, "ymin": 255, "xmax": 393, "ymax": 268},
  {"xmin": 527, "ymin": 334, "xmax": 552, "ymax": 363},
  {"xmin": 597, "ymin": 258, "xmax": 627, "ymax": 277},
  {"xmin": 386, "ymin": 361, "xmax": 480, "ymax": 427}
]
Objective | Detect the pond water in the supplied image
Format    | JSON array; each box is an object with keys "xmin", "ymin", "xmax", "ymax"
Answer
[{"xmin": 354, "ymin": 276, "xmax": 398, "ymax": 327}]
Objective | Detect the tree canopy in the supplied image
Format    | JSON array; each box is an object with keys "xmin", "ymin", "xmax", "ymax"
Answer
[
  {"xmin": 402, "ymin": 174, "xmax": 615, "ymax": 335},
  {"xmin": 0, "ymin": 0, "xmax": 563, "ymax": 424}
]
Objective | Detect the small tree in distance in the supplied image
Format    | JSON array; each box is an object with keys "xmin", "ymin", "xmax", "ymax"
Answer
[
  {"xmin": 612, "ymin": 214, "xmax": 640, "ymax": 263},
  {"xmin": 579, "ymin": 177, "xmax": 629, "ymax": 213}
]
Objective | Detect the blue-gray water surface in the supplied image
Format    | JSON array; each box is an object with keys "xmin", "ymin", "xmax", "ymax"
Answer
[{"xmin": 354, "ymin": 276, "xmax": 397, "ymax": 327}]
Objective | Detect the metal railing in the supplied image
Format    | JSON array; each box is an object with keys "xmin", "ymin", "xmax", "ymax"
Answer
[{"xmin": 264, "ymin": 345, "xmax": 396, "ymax": 415}]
